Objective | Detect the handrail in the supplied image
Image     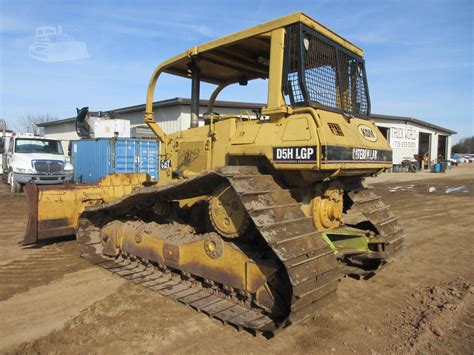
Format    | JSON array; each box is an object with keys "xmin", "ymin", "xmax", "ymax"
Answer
[
  {"xmin": 144, "ymin": 64, "xmax": 168, "ymax": 144},
  {"xmin": 206, "ymin": 82, "xmax": 231, "ymax": 114}
]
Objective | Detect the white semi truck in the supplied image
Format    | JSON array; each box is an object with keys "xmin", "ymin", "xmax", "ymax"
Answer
[{"xmin": 1, "ymin": 132, "xmax": 73, "ymax": 193}]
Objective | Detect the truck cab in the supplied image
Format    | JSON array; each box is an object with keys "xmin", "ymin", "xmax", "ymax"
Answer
[{"xmin": 1, "ymin": 134, "xmax": 73, "ymax": 192}]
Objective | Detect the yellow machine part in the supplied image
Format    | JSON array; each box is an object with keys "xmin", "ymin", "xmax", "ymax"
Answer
[
  {"xmin": 299, "ymin": 186, "xmax": 344, "ymax": 231},
  {"xmin": 142, "ymin": 12, "xmax": 391, "ymax": 188},
  {"xmin": 208, "ymin": 183, "xmax": 249, "ymax": 238},
  {"xmin": 23, "ymin": 173, "xmax": 152, "ymax": 245},
  {"xmin": 157, "ymin": 113, "xmax": 390, "ymax": 188},
  {"xmin": 21, "ymin": 12, "xmax": 405, "ymax": 334},
  {"xmin": 100, "ymin": 220, "xmax": 279, "ymax": 311}
]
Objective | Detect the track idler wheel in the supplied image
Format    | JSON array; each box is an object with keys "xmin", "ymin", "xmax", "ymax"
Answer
[{"xmin": 209, "ymin": 183, "xmax": 249, "ymax": 238}]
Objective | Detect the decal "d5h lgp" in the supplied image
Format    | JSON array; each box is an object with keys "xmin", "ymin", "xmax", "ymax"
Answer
[{"xmin": 273, "ymin": 146, "xmax": 317, "ymax": 164}]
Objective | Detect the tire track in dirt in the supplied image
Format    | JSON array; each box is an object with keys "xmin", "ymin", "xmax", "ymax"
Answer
[
  {"xmin": 0, "ymin": 268, "xmax": 125, "ymax": 353},
  {"xmin": 0, "ymin": 186, "xmax": 91, "ymax": 300},
  {"xmin": 0, "ymin": 241, "xmax": 91, "ymax": 301},
  {"xmin": 0, "ymin": 189, "xmax": 32, "ymax": 266}
]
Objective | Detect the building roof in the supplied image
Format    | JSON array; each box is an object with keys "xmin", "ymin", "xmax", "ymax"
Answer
[
  {"xmin": 371, "ymin": 113, "xmax": 457, "ymax": 135},
  {"xmin": 37, "ymin": 97, "xmax": 265, "ymax": 127},
  {"xmin": 37, "ymin": 116, "xmax": 76, "ymax": 127},
  {"xmin": 37, "ymin": 99, "xmax": 457, "ymax": 136}
]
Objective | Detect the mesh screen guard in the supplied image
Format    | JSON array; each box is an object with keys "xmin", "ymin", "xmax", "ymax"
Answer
[{"xmin": 283, "ymin": 24, "xmax": 370, "ymax": 117}]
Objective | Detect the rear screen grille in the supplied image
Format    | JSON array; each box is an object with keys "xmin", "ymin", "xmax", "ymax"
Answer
[
  {"xmin": 303, "ymin": 35, "xmax": 339, "ymax": 109},
  {"xmin": 284, "ymin": 24, "xmax": 370, "ymax": 117},
  {"xmin": 287, "ymin": 29, "xmax": 304, "ymax": 103},
  {"xmin": 338, "ymin": 51, "xmax": 369, "ymax": 115},
  {"xmin": 33, "ymin": 160, "xmax": 63, "ymax": 174}
]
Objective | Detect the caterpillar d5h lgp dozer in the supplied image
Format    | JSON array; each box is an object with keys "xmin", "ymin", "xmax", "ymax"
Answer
[{"xmin": 24, "ymin": 12, "xmax": 404, "ymax": 335}]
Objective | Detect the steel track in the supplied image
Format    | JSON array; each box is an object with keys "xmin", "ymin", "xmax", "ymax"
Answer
[
  {"xmin": 347, "ymin": 187, "xmax": 405, "ymax": 258},
  {"xmin": 76, "ymin": 166, "xmax": 403, "ymax": 335}
]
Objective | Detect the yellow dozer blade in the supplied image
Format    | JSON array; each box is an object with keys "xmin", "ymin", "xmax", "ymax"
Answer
[{"xmin": 23, "ymin": 173, "xmax": 153, "ymax": 245}]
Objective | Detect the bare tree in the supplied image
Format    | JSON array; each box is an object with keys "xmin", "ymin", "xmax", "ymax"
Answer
[
  {"xmin": 19, "ymin": 113, "xmax": 58, "ymax": 136},
  {"xmin": 452, "ymin": 136, "xmax": 474, "ymax": 154}
]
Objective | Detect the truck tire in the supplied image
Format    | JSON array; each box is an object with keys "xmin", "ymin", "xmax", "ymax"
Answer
[
  {"xmin": 9, "ymin": 172, "xmax": 23, "ymax": 193},
  {"xmin": 409, "ymin": 162, "xmax": 418, "ymax": 173}
]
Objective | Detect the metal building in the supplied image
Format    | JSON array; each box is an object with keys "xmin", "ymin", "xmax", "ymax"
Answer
[{"xmin": 372, "ymin": 114, "xmax": 456, "ymax": 169}]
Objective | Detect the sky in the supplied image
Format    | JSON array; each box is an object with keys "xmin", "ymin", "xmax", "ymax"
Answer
[{"xmin": 0, "ymin": 0, "xmax": 472, "ymax": 141}]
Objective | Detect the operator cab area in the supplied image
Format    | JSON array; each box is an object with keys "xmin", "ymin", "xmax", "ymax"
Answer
[{"xmin": 151, "ymin": 12, "xmax": 370, "ymax": 132}]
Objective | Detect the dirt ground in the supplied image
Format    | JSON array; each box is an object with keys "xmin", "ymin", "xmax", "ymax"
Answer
[{"xmin": 0, "ymin": 165, "xmax": 473, "ymax": 354}]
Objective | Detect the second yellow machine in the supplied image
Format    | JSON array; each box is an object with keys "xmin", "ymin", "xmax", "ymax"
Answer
[{"xmin": 33, "ymin": 12, "xmax": 405, "ymax": 335}]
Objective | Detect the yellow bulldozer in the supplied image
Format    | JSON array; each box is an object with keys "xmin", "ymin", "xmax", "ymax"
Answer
[{"xmin": 24, "ymin": 12, "xmax": 404, "ymax": 335}]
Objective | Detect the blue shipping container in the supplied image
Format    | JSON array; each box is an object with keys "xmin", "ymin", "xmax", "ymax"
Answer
[{"xmin": 72, "ymin": 138, "xmax": 158, "ymax": 183}]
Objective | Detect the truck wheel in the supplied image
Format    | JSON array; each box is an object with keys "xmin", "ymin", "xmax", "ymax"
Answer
[{"xmin": 9, "ymin": 172, "xmax": 23, "ymax": 193}]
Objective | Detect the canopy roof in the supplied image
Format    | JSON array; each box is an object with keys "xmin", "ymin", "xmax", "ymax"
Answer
[{"xmin": 160, "ymin": 12, "xmax": 363, "ymax": 85}]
